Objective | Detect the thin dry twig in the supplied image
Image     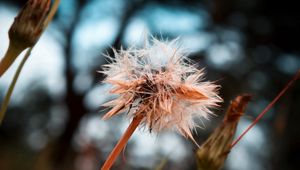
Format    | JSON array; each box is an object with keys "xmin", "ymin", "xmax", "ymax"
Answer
[{"xmin": 232, "ymin": 70, "xmax": 300, "ymax": 147}]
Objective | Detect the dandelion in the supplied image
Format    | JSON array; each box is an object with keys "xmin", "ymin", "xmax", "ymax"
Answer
[{"xmin": 100, "ymin": 37, "xmax": 222, "ymax": 169}]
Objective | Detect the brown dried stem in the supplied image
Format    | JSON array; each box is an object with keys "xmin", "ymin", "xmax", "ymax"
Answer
[
  {"xmin": 0, "ymin": 48, "xmax": 32, "ymax": 124},
  {"xmin": 0, "ymin": 42, "xmax": 24, "ymax": 76}
]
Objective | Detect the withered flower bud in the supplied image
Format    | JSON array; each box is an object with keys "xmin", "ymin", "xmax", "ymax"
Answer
[
  {"xmin": 0, "ymin": 0, "xmax": 51, "ymax": 76},
  {"xmin": 9, "ymin": 0, "xmax": 51, "ymax": 49},
  {"xmin": 196, "ymin": 94, "xmax": 252, "ymax": 170}
]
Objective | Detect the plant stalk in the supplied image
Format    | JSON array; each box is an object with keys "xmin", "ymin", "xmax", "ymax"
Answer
[
  {"xmin": 0, "ymin": 48, "xmax": 32, "ymax": 124},
  {"xmin": 0, "ymin": 42, "xmax": 24, "ymax": 77},
  {"xmin": 101, "ymin": 115, "xmax": 143, "ymax": 170}
]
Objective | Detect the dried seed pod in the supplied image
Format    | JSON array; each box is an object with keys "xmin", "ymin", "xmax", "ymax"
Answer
[
  {"xmin": 196, "ymin": 94, "xmax": 252, "ymax": 170},
  {"xmin": 9, "ymin": 0, "xmax": 51, "ymax": 49},
  {"xmin": 0, "ymin": 0, "xmax": 51, "ymax": 76}
]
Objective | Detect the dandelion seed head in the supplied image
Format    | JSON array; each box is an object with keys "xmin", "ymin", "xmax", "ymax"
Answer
[{"xmin": 101, "ymin": 37, "xmax": 222, "ymax": 141}]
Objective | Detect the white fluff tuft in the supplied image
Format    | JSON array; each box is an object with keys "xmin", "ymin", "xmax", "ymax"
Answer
[{"xmin": 101, "ymin": 37, "xmax": 222, "ymax": 142}]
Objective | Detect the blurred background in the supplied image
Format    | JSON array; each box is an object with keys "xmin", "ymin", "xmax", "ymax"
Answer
[{"xmin": 0, "ymin": 0, "xmax": 299, "ymax": 170}]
